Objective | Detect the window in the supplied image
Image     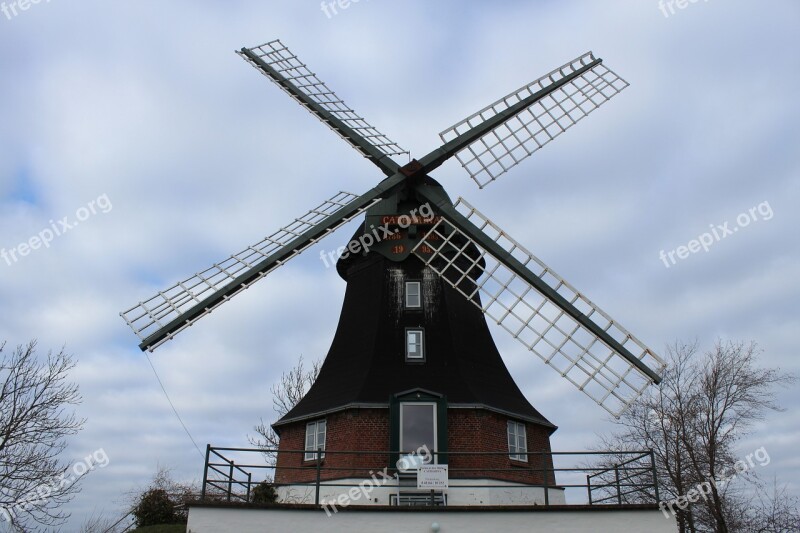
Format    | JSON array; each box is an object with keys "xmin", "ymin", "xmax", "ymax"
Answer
[
  {"xmin": 390, "ymin": 391, "xmax": 447, "ymax": 475},
  {"xmin": 507, "ymin": 420, "xmax": 527, "ymax": 462},
  {"xmin": 405, "ymin": 281, "xmax": 421, "ymax": 309},
  {"xmin": 304, "ymin": 420, "xmax": 326, "ymax": 461},
  {"xmin": 406, "ymin": 329, "xmax": 425, "ymax": 361},
  {"xmin": 399, "ymin": 402, "xmax": 437, "ymax": 468}
]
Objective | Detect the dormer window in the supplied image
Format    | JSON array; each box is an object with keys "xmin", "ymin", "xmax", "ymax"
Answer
[
  {"xmin": 406, "ymin": 328, "xmax": 425, "ymax": 362},
  {"xmin": 405, "ymin": 281, "xmax": 421, "ymax": 309}
]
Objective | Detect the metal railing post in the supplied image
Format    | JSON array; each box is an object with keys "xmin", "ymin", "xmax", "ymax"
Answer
[
  {"xmin": 542, "ymin": 453, "xmax": 550, "ymax": 506},
  {"xmin": 246, "ymin": 472, "xmax": 252, "ymax": 502},
  {"xmin": 227, "ymin": 459, "xmax": 234, "ymax": 502},
  {"xmin": 614, "ymin": 465, "xmax": 622, "ymax": 505},
  {"xmin": 586, "ymin": 474, "xmax": 592, "ymax": 505},
  {"xmin": 649, "ymin": 449, "xmax": 660, "ymax": 502},
  {"xmin": 201, "ymin": 444, "xmax": 211, "ymax": 500},
  {"xmin": 315, "ymin": 448, "xmax": 322, "ymax": 506}
]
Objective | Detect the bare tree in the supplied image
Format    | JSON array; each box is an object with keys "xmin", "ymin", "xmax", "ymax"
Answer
[
  {"xmin": 598, "ymin": 340, "xmax": 796, "ymax": 533},
  {"xmin": 739, "ymin": 477, "xmax": 800, "ymax": 532},
  {"xmin": 249, "ymin": 356, "xmax": 321, "ymax": 465},
  {"xmin": 78, "ymin": 511, "xmax": 127, "ymax": 533},
  {"xmin": 0, "ymin": 340, "xmax": 85, "ymax": 531}
]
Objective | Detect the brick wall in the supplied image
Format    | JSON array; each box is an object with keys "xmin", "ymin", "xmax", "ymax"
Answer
[
  {"xmin": 274, "ymin": 407, "xmax": 554, "ymax": 487},
  {"xmin": 448, "ymin": 409, "xmax": 555, "ymax": 485},
  {"xmin": 274, "ymin": 408, "xmax": 390, "ymax": 484}
]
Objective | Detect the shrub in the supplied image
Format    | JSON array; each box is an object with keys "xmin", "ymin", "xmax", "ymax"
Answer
[
  {"xmin": 251, "ymin": 482, "xmax": 278, "ymax": 504},
  {"xmin": 133, "ymin": 488, "xmax": 179, "ymax": 527}
]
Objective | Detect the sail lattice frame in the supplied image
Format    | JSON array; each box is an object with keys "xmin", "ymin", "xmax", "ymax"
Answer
[
  {"xmin": 238, "ymin": 40, "xmax": 409, "ymax": 161},
  {"xmin": 121, "ymin": 192, "xmax": 380, "ymax": 351},
  {"xmin": 439, "ymin": 52, "xmax": 628, "ymax": 188},
  {"xmin": 412, "ymin": 198, "xmax": 665, "ymax": 416}
]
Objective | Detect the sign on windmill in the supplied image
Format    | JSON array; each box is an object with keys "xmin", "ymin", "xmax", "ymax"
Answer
[
  {"xmin": 120, "ymin": 39, "xmax": 666, "ymax": 417},
  {"xmin": 418, "ymin": 465, "xmax": 449, "ymax": 490}
]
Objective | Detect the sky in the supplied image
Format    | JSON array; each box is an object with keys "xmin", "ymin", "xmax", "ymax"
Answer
[{"xmin": 1, "ymin": 0, "xmax": 798, "ymax": 530}]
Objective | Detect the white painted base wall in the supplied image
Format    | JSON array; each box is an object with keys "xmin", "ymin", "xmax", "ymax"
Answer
[
  {"xmin": 187, "ymin": 505, "xmax": 676, "ymax": 533},
  {"xmin": 275, "ymin": 478, "xmax": 566, "ymax": 507}
]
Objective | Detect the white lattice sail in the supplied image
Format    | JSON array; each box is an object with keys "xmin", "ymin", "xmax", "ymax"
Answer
[
  {"xmin": 238, "ymin": 40, "xmax": 409, "ymax": 161},
  {"xmin": 440, "ymin": 52, "xmax": 628, "ymax": 188},
  {"xmin": 412, "ymin": 198, "xmax": 665, "ymax": 416},
  {"xmin": 121, "ymin": 192, "xmax": 380, "ymax": 351}
]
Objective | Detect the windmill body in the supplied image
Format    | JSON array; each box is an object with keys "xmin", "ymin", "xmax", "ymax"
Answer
[{"xmin": 272, "ymin": 179, "xmax": 560, "ymax": 505}]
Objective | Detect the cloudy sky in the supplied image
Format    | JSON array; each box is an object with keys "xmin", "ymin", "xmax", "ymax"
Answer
[{"xmin": 1, "ymin": 0, "xmax": 798, "ymax": 529}]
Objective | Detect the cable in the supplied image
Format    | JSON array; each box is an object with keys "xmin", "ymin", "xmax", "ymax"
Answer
[{"xmin": 145, "ymin": 352, "xmax": 205, "ymax": 460}]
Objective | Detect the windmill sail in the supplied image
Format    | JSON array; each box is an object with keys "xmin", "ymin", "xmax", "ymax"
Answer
[
  {"xmin": 439, "ymin": 52, "xmax": 628, "ymax": 189},
  {"xmin": 411, "ymin": 198, "xmax": 665, "ymax": 417},
  {"xmin": 238, "ymin": 40, "xmax": 408, "ymax": 176},
  {"xmin": 121, "ymin": 191, "xmax": 382, "ymax": 352}
]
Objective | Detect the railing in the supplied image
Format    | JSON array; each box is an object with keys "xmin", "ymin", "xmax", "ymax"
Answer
[
  {"xmin": 587, "ymin": 451, "xmax": 660, "ymax": 505},
  {"xmin": 200, "ymin": 446, "xmax": 659, "ymax": 508}
]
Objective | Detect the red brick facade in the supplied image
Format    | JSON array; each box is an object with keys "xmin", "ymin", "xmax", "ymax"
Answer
[
  {"xmin": 447, "ymin": 408, "xmax": 555, "ymax": 485},
  {"xmin": 274, "ymin": 407, "xmax": 554, "ymax": 486},
  {"xmin": 274, "ymin": 408, "xmax": 390, "ymax": 484}
]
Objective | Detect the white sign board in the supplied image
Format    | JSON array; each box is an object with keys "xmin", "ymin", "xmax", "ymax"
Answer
[{"xmin": 417, "ymin": 464, "xmax": 449, "ymax": 489}]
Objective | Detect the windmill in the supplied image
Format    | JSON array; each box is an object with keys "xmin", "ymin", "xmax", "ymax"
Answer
[{"xmin": 120, "ymin": 39, "xmax": 665, "ymax": 419}]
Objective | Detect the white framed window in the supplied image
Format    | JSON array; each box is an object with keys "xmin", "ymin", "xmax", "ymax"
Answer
[
  {"xmin": 405, "ymin": 281, "xmax": 422, "ymax": 309},
  {"xmin": 304, "ymin": 419, "xmax": 326, "ymax": 461},
  {"xmin": 507, "ymin": 420, "xmax": 527, "ymax": 462},
  {"xmin": 406, "ymin": 329, "xmax": 425, "ymax": 361}
]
